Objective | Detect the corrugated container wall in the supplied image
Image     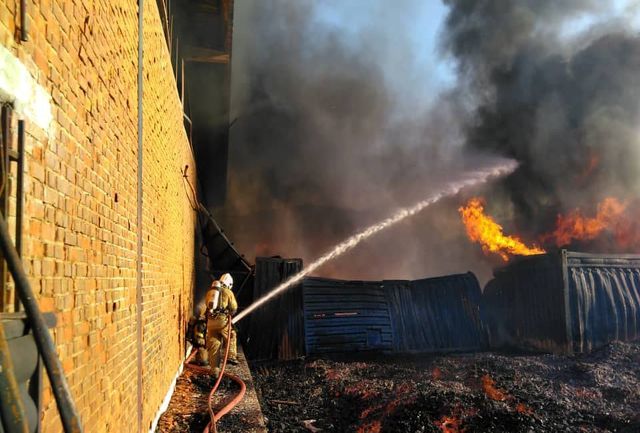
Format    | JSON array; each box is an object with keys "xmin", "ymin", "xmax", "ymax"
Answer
[
  {"xmin": 483, "ymin": 250, "xmax": 640, "ymax": 353},
  {"xmin": 303, "ymin": 278, "xmax": 394, "ymax": 354},
  {"xmin": 241, "ymin": 257, "xmax": 304, "ymax": 360},
  {"xmin": 386, "ymin": 273, "xmax": 485, "ymax": 353},
  {"xmin": 303, "ymin": 273, "xmax": 485, "ymax": 355}
]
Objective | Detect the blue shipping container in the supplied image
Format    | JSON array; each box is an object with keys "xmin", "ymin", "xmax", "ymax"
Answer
[{"xmin": 303, "ymin": 273, "xmax": 485, "ymax": 355}]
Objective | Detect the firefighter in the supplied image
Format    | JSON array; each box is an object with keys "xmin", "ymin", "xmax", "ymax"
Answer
[
  {"xmin": 204, "ymin": 273, "xmax": 239, "ymax": 376},
  {"xmin": 186, "ymin": 315, "xmax": 209, "ymax": 366}
]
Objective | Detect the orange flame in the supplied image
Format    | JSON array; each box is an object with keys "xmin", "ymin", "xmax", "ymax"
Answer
[
  {"xmin": 350, "ymin": 382, "xmax": 416, "ymax": 432},
  {"xmin": 357, "ymin": 421, "xmax": 381, "ymax": 433},
  {"xmin": 459, "ymin": 198, "xmax": 545, "ymax": 261},
  {"xmin": 543, "ymin": 198, "xmax": 628, "ymax": 247},
  {"xmin": 432, "ymin": 367, "xmax": 442, "ymax": 381},
  {"xmin": 481, "ymin": 374, "xmax": 507, "ymax": 401},
  {"xmin": 436, "ymin": 416, "xmax": 465, "ymax": 433},
  {"xmin": 515, "ymin": 403, "xmax": 534, "ymax": 415}
]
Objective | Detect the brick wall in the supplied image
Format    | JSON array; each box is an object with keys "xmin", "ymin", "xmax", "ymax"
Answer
[{"xmin": 0, "ymin": 1, "xmax": 196, "ymax": 432}]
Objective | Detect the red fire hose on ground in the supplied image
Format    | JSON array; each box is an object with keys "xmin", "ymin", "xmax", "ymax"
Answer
[{"xmin": 185, "ymin": 320, "xmax": 246, "ymax": 433}]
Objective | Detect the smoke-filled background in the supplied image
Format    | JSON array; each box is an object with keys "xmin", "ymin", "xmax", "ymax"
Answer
[
  {"xmin": 444, "ymin": 0, "xmax": 640, "ymax": 251},
  {"xmin": 214, "ymin": 0, "xmax": 640, "ymax": 283}
]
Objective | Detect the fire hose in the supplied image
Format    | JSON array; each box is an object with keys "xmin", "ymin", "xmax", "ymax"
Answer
[{"xmin": 184, "ymin": 319, "xmax": 246, "ymax": 433}]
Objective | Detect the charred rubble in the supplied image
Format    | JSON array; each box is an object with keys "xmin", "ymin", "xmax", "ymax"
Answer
[{"xmin": 253, "ymin": 341, "xmax": 640, "ymax": 433}]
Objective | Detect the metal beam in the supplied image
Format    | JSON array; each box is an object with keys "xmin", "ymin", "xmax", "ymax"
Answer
[{"xmin": 184, "ymin": 47, "xmax": 229, "ymax": 64}]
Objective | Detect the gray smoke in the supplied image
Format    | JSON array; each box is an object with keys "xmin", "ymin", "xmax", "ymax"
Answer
[
  {"xmin": 218, "ymin": 0, "xmax": 499, "ymax": 281},
  {"xmin": 217, "ymin": 1, "xmax": 640, "ymax": 283},
  {"xmin": 442, "ymin": 0, "xmax": 640, "ymax": 248}
]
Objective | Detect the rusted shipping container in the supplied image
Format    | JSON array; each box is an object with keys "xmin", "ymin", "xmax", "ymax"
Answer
[{"xmin": 483, "ymin": 250, "xmax": 640, "ymax": 353}]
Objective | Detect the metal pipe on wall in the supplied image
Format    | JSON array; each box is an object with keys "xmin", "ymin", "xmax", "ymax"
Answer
[
  {"xmin": 0, "ymin": 106, "xmax": 11, "ymax": 312},
  {"xmin": 15, "ymin": 120, "xmax": 24, "ymax": 258},
  {"xmin": 14, "ymin": 120, "xmax": 25, "ymax": 312},
  {"xmin": 136, "ymin": 0, "xmax": 144, "ymax": 432},
  {"xmin": 20, "ymin": 0, "xmax": 28, "ymax": 41}
]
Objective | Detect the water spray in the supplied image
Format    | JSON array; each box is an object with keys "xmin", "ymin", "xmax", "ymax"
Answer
[{"xmin": 232, "ymin": 159, "xmax": 518, "ymax": 324}]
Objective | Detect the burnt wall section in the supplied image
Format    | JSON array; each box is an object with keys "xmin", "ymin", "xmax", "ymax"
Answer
[
  {"xmin": 245, "ymin": 269, "xmax": 485, "ymax": 359},
  {"xmin": 483, "ymin": 250, "xmax": 640, "ymax": 354},
  {"xmin": 242, "ymin": 256, "xmax": 304, "ymax": 361},
  {"xmin": 482, "ymin": 253, "xmax": 569, "ymax": 353}
]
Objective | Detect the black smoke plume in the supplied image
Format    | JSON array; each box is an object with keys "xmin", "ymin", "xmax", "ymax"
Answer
[
  {"xmin": 442, "ymin": 0, "xmax": 640, "ymax": 249},
  {"xmin": 217, "ymin": 0, "xmax": 496, "ymax": 281},
  {"xmin": 218, "ymin": 0, "xmax": 640, "ymax": 283}
]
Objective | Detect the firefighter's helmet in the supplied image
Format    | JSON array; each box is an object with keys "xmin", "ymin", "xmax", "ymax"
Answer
[{"xmin": 219, "ymin": 273, "xmax": 233, "ymax": 289}]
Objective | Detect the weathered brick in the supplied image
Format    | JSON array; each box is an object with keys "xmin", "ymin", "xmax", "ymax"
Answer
[
  {"xmin": 30, "ymin": 161, "xmax": 45, "ymax": 182},
  {"xmin": 41, "ymin": 222, "xmax": 55, "ymax": 240},
  {"xmin": 29, "ymin": 199, "xmax": 45, "ymax": 219},
  {"xmin": 43, "ymin": 185, "xmax": 58, "ymax": 205},
  {"xmin": 38, "ymin": 297, "xmax": 55, "ymax": 312},
  {"xmin": 42, "ymin": 259, "xmax": 56, "ymax": 277},
  {"xmin": 1, "ymin": 0, "xmax": 196, "ymax": 430}
]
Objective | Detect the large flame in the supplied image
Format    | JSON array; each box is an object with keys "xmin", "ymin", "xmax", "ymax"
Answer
[
  {"xmin": 459, "ymin": 198, "xmax": 545, "ymax": 261},
  {"xmin": 543, "ymin": 197, "xmax": 629, "ymax": 247}
]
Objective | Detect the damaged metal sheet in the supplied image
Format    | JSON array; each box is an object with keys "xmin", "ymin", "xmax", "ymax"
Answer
[
  {"xmin": 482, "ymin": 253, "xmax": 569, "ymax": 353},
  {"xmin": 385, "ymin": 272, "xmax": 485, "ymax": 353},
  {"xmin": 483, "ymin": 250, "xmax": 640, "ymax": 353},
  {"xmin": 242, "ymin": 257, "xmax": 304, "ymax": 361},
  {"xmin": 566, "ymin": 252, "xmax": 640, "ymax": 353},
  {"xmin": 303, "ymin": 273, "xmax": 485, "ymax": 356}
]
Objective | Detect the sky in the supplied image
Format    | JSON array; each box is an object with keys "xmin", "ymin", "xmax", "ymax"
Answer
[
  {"xmin": 312, "ymin": 0, "xmax": 640, "ymax": 103},
  {"xmin": 311, "ymin": 0, "xmax": 455, "ymax": 110},
  {"xmin": 232, "ymin": 0, "xmax": 640, "ymax": 121}
]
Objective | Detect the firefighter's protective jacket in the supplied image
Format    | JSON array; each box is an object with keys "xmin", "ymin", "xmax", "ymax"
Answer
[
  {"xmin": 203, "ymin": 281, "xmax": 238, "ymax": 373},
  {"xmin": 205, "ymin": 286, "xmax": 237, "ymax": 315}
]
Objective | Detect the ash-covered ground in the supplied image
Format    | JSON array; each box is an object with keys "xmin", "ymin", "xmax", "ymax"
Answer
[
  {"xmin": 252, "ymin": 342, "xmax": 640, "ymax": 433},
  {"xmin": 157, "ymin": 367, "xmax": 256, "ymax": 433}
]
